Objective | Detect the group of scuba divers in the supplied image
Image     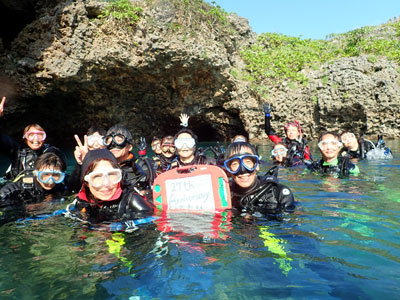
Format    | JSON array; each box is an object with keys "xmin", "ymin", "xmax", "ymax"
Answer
[{"xmin": 0, "ymin": 96, "xmax": 393, "ymax": 227}]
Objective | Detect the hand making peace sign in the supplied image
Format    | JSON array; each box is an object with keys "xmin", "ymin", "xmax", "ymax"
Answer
[{"xmin": 74, "ymin": 134, "xmax": 89, "ymax": 165}]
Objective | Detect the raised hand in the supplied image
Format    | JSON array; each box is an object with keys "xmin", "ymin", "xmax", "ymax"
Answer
[
  {"xmin": 0, "ymin": 96, "xmax": 6, "ymax": 117},
  {"xmin": 263, "ymin": 103, "xmax": 272, "ymax": 116},
  {"xmin": 74, "ymin": 134, "xmax": 89, "ymax": 165},
  {"xmin": 179, "ymin": 113, "xmax": 190, "ymax": 127},
  {"xmin": 138, "ymin": 136, "xmax": 147, "ymax": 151}
]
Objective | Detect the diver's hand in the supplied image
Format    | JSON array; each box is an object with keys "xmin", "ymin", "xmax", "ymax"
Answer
[
  {"xmin": 263, "ymin": 103, "xmax": 271, "ymax": 116},
  {"xmin": 0, "ymin": 96, "xmax": 6, "ymax": 117},
  {"xmin": 179, "ymin": 113, "xmax": 190, "ymax": 127},
  {"xmin": 138, "ymin": 136, "xmax": 147, "ymax": 151},
  {"xmin": 74, "ymin": 134, "xmax": 89, "ymax": 165}
]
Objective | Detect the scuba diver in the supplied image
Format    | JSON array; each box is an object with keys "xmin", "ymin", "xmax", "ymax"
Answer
[
  {"xmin": 263, "ymin": 103, "xmax": 312, "ymax": 165},
  {"xmin": 341, "ymin": 132, "xmax": 392, "ymax": 160},
  {"xmin": 103, "ymin": 124, "xmax": 155, "ymax": 198},
  {"xmin": 151, "ymin": 137, "xmax": 162, "ymax": 157},
  {"xmin": 153, "ymin": 135, "xmax": 178, "ymax": 174},
  {"xmin": 64, "ymin": 149, "xmax": 153, "ymax": 224},
  {"xmin": 224, "ymin": 141, "xmax": 295, "ymax": 216},
  {"xmin": 171, "ymin": 128, "xmax": 216, "ymax": 168},
  {"xmin": 0, "ymin": 152, "xmax": 69, "ymax": 224},
  {"xmin": 271, "ymin": 142, "xmax": 304, "ymax": 167},
  {"xmin": 340, "ymin": 131, "xmax": 375, "ymax": 160},
  {"xmin": 0, "ymin": 96, "xmax": 63, "ymax": 182},
  {"xmin": 69, "ymin": 126, "xmax": 107, "ymax": 192},
  {"xmin": 373, "ymin": 134, "xmax": 393, "ymax": 158},
  {"xmin": 308, "ymin": 131, "xmax": 359, "ymax": 177}
]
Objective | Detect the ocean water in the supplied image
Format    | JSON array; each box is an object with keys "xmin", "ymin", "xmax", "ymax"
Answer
[{"xmin": 0, "ymin": 141, "xmax": 399, "ymax": 300}]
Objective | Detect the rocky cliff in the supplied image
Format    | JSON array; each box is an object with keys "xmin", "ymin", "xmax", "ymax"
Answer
[{"xmin": 0, "ymin": 0, "xmax": 399, "ymax": 146}]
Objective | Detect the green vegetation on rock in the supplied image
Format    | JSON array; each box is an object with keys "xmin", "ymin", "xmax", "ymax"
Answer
[
  {"xmin": 161, "ymin": 0, "xmax": 234, "ymax": 36},
  {"xmin": 240, "ymin": 20, "xmax": 400, "ymax": 98},
  {"xmin": 99, "ymin": 0, "xmax": 143, "ymax": 25}
]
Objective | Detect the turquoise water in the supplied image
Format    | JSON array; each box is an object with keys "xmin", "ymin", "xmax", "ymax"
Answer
[{"xmin": 0, "ymin": 141, "xmax": 399, "ymax": 299}]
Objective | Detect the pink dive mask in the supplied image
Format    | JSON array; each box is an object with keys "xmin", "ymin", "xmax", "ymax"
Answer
[
  {"xmin": 23, "ymin": 130, "xmax": 46, "ymax": 142},
  {"xmin": 284, "ymin": 120, "xmax": 302, "ymax": 137}
]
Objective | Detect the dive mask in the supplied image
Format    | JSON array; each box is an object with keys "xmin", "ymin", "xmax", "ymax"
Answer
[
  {"xmin": 174, "ymin": 137, "xmax": 196, "ymax": 149},
  {"xmin": 84, "ymin": 168, "xmax": 122, "ymax": 188},
  {"xmin": 224, "ymin": 154, "xmax": 259, "ymax": 175},
  {"xmin": 318, "ymin": 139, "xmax": 343, "ymax": 150},
  {"xmin": 271, "ymin": 146, "xmax": 288, "ymax": 157},
  {"xmin": 24, "ymin": 130, "xmax": 46, "ymax": 142},
  {"xmin": 87, "ymin": 134, "xmax": 105, "ymax": 147},
  {"xmin": 104, "ymin": 133, "xmax": 129, "ymax": 149},
  {"xmin": 34, "ymin": 170, "xmax": 65, "ymax": 184}
]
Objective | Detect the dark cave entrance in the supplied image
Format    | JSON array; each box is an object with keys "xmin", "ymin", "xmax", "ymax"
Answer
[
  {"xmin": 191, "ymin": 122, "xmax": 220, "ymax": 142},
  {"xmin": 0, "ymin": 2, "xmax": 36, "ymax": 49}
]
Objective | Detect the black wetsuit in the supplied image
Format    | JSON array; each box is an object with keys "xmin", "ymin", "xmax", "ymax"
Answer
[
  {"xmin": 0, "ymin": 178, "xmax": 69, "ymax": 224},
  {"xmin": 343, "ymin": 138, "xmax": 375, "ymax": 160},
  {"xmin": 230, "ymin": 167, "xmax": 295, "ymax": 215},
  {"xmin": 119, "ymin": 155, "xmax": 154, "ymax": 190},
  {"xmin": 264, "ymin": 115, "xmax": 312, "ymax": 163},
  {"xmin": 153, "ymin": 154, "xmax": 177, "ymax": 174},
  {"xmin": 307, "ymin": 157, "xmax": 359, "ymax": 177},
  {"xmin": 0, "ymin": 139, "xmax": 52, "ymax": 181},
  {"xmin": 69, "ymin": 153, "xmax": 156, "ymax": 195},
  {"xmin": 172, "ymin": 152, "xmax": 216, "ymax": 168}
]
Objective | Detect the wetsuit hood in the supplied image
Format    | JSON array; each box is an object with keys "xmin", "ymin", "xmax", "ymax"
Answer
[{"xmin": 81, "ymin": 149, "xmax": 118, "ymax": 181}]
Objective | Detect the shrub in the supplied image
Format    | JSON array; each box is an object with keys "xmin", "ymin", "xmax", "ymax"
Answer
[{"xmin": 99, "ymin": 0, "xmax": 143, "ymax": 25}]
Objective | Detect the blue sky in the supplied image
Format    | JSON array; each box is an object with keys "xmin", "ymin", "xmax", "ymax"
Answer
[{"xmin": 208, "ymin": 0, "xmax": 400, "ymax": 39}]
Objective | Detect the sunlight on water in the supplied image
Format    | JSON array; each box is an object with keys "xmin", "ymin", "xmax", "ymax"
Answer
[{"xmin": 0, "ymin": 141, "xmax": 399, "ymax": 299}]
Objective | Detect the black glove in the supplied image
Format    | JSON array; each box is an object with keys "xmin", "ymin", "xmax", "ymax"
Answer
[
  {"xmin": 138, "ymin": 137, "xmax": 147, "ymax": 151},
  {"xmin": 263, "ymin": 103, "xmax": 272, "ymax": 116}
]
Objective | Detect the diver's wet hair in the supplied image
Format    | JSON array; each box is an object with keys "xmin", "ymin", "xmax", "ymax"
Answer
[
  {"xmin": 23, "ymin": 124, "xmax": 45, "ymax": 136},
  {"xmin": 107, "ymin": 124, "xmax": 133, "ymax": 144},
  {"xmin": 87, "ymin": 126, "xmax": 106, "ymax": 136},
  {"xmin": 34, "ymin": 152, "xmax": 66, "ymax": 172},
  {"xmin": 225, "ymin": 142, "xmax": 258, "ymax": 160},
  {"xmin": 161, "ymin": 135, "xmax": 174, "ymax": 146},
  {"xmin": 318, "ymin": 131, "xmax": 341, "ymax": 142}
]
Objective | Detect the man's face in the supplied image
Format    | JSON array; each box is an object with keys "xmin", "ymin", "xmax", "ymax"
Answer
[
  {"xmin": 318, "ymin": 134, "xmax": 342, "ymax": 161},
  {"xmin": 341, "ymin": 132, "xmax": 358, "ymax": 150},
  {"xmin": 109, "ymin": 144, "xmax": 132, "ymax": 162},
  {"xmin": 226, "ymin": 146, "xmax": 259, "ymax": 189}
]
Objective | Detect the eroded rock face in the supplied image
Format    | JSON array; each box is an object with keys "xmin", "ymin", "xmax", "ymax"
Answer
[
  {"xmin": 0, "ymin": 0, "xmax": 258, "ymax": 145},
  {"xmin": 0, "ymin": 0, "xmax": 399, "ymax": 146},
  {"xmin": 264, "ymin": 55, "xmax": 400, "ymax": 141}
]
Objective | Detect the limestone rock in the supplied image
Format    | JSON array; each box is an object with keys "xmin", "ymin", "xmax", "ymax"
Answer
[{"xmin": 0, "ymin": 0, "xmax": 399, "ymax": 146}]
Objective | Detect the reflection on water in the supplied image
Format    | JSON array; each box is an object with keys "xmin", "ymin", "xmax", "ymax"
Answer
[{"xmin": 0, "ymin": 141, "xmax": 400, "ymax": 299}]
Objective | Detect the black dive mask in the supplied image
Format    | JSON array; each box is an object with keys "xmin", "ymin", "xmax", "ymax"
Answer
[{"xmin": 104, "ymin": 133, "xmax": 129, "ymax": 150}]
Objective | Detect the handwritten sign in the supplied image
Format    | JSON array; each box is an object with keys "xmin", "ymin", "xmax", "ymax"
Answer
[
  {"xmin": 152, "ymin": 164, "xmax": 231, "ymax": 211},
  {"xmin": 165, "ymin": 174, "xmax": 215, "ymax": 210}
]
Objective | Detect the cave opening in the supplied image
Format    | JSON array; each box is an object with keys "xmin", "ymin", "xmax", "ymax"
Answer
[{"xmin": 0, "ymin": 2, "xmax": 36, "ymax": 49}]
